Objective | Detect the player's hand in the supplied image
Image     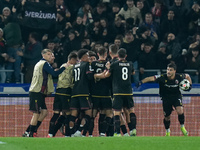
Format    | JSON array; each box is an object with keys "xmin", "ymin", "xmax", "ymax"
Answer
[
  {"xmin": 105, "ymin": 61, "xmax": 110, "ymax": 70},
  {"xmin": 136, "ymin": 81, "xmax": 143, "ymax": 88}
]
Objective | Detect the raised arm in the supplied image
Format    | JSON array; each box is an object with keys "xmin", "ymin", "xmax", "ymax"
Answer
[{"xmin": 141, "ymin": 76, "xmax": 156, "ymax": 83}]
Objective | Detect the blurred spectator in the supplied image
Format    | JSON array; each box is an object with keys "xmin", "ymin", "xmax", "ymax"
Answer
[
  {"xmin": 17, "ymin": 32, "xmax": 43, "ymax": 83},
  {"xmin": 87, "ymin": 18, "xmax": 101, "ymax": 42},
  {"xmin": 56, "ymin": 0, "xmax": 71, "ymax": 21},
  {"xmin": 0, "ymin": 7, "xmax": 11, "ymax": 28},
  {"xmin": 0, "ymin": 0, "xmax": 15, "ymax": 13},
  {"xmin": 113, "ymin": 16, "xmax": 126, "ymax": 36},
  {"xmin": 120, "ymin": 30, "xmax": 140, "ymax": 83},
  {"xmin": 114, "ymin": 35, "xmax": 123, "ymax": 48},
  {"xmin": 170, "ymin": 0, "xmax": 189, "ymax": 41},
  {"xmin": 0, "ymin": 28, "xmax": 8, "ymax": 83},
  {"xmin": 77, "ymin": 1, "xmax": 93, "ymax": 26},
  {"xmin": 160, "ymin": 9, "xmax": 179, "ymax": 40},
  {"xmin": 99, "ymin": 17, "xmax": 117, "ymax": 46},
  {"xmin": 56, "ymin": 10, "xmax": 67, "ymax": 32},
  {"xmin": 138, "ymin": 42, "xmax": 156, "ymax": 79},
  {"xmin": 107, "ymin": 3, "xmax": 121, "ymax": 23},
  {"xmin": 3, "ymin": 15, "xmax": 22, "ymax": 83},
  {"xmin": 91, "ymin": 41, "xmax": 103, "ymax": 53},
  {"xmin": 155, "ymin": 42, "xmax": 170, "ymax": 70},
  {"xmin": 165, "ymin": 33, "xmax": 184, "ymax": 72},
  {"xmin": 136, "ymin": 0, "xmax": 151, "ymax": 21},
  {"xmin": 117, "ymin": 0, "xmax": 143, "ymax": 25},
  {"xmin": 141, "ymin": 12, "xmax": 160, "ymax": 38},
  {"xmin": 187, "ymin": 1, "xmax": 200, "ymax": 35},
  {"xmin": 93, "ymin": 3, "xmax": 107, "ymax": 21},
  {"xmin": 151, "ymin": 0, "xmax": 168, "ymax": 25},
  {"xmin": 72, "ymin": 16, "xmax": 86, "ymax": 40},
  {"xmin": 63, "ymin": 29, "xmax": 82, "ymax": 62},
  {"xmin": 53, "ymin": 39, "xmax": 64, "ymax": 68},
  {"xmin": 185, "ymin": 43, "xmax": 200, "ymax": 83}
]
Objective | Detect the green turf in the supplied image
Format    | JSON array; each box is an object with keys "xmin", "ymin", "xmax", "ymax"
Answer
[{"xmin": 0, "ymin": 137, "xmax": 200, "ymax": 150}]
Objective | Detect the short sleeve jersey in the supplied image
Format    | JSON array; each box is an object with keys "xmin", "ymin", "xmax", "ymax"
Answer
[
  {"xmin": 154, "ymin": 73, "xmax": 185, "ymax": 98},
  {"xmin": 109, "ymin": 60, "xmax": 134, "ymax": 94},
  {"xmin": 72, "ymin": 61, "xmax": 91, "ymax": 96},
  {"xmin": 90, "ymin": 60, "xmax": 111, "ymax": 96}
]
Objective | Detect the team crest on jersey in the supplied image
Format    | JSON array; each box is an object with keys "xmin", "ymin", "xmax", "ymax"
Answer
[{"xmin": 175, "ymin": 80, "xmax": 179, "ymax": 84}]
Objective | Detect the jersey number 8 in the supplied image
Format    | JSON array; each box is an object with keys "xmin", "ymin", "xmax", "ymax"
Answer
[{"xmin": 122, "ymin": 67, "xmax": 128, "ymax": 80}]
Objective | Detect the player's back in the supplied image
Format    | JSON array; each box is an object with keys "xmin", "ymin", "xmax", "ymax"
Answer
[
  {"xmin": 91, "ymin": 60, "xmax": 111, "ymax": 96},
  {"xmin": 110, "ymin": 60, "xmax": 134, "ymax": 94},
  {"xmin": 72, "ymin": 61, "xmax": 91, "ymax": 96}
]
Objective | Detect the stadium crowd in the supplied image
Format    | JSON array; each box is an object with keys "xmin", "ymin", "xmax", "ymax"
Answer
[{"xmin": 0, "ymin": 0, "xmax": 200, "ymax": 84}]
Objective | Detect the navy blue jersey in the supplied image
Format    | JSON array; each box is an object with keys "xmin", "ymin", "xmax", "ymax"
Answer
[
  {"xmin": 90, "ymin": 60, "xmax": 111, "ymax": 96},
  {"xmin": 72, "ymin": 61, "xmax": 92, "ymax": 97},
  {"xmin": 109, "ymin": 60, "xmax": 134, "ymax": 95},
  {"xmin": 154, "ymin": 73, "xmax": 185, "ymax": 98}
]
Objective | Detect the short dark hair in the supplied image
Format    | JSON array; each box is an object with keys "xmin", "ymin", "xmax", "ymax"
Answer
[
  {"xmin": 98, "ymin": 47, "xmax": 107, "ymax": 56},
  {"xmin": 68, "ymin": 51, "xmax": 77, "ymax": 60},
  {"xmin": 109, "ymin": 44, "xmax": 118, "ymax": 54},
  {"xmin": 118, "ymin": 48, "xmax": 127, "ymax": 58},
  {"xmin": 77, "ymin": 49, "xmax": 88, "ymax": 59},
  {"xmin": 167, "ymin": 62, "xmax": 177, "ymax": 70},
  {"xmin": 88, "ymin": 51, "xmax": 97, "ymax": 57},
  {"xmin": 30, "ymin": 32, "xmax": 39, "ymax": 41}
]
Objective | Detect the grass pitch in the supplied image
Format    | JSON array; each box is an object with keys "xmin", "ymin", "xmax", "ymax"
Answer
[{"xmin": 0, "ymin": 136, "xmax": 200, "ymax": 150}]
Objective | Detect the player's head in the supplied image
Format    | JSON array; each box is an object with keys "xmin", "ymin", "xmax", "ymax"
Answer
[
  {"xmin": 41, "ymin": 49, "xmax": 53, "ymax": 63},
  {"xmin": 88, "ymin": 51, "xmax": 97, "ymax": 62},
  {"xmin": 49, "ymin": 53, "xmax": 55, "ymax": 64},
  {"xmin": 97, "ymin": 46, "xmax": 107, "ymax": 58},
  {"xmin": 118, "ymin": 48, "xmax": 127, "ymax": 59},
  {"xmin": 167, "ymin": 62, "xmax": 176, "ymax": 78},
  {"xmin": 109, "ymin": 44, "xmax": 118, "ymax": 57},
  {"xmin": 77, "ymin": 49, "xmax": 89, "ymax": 62},
  {"xmin": 68, "ymin": 51, "xmax": 78, "ymax": 65}
]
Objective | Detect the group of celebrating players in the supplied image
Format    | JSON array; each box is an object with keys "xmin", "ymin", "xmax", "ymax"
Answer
[{"xmin": 22, "ymin": 43, "xmax": 192, "ymax": 137}]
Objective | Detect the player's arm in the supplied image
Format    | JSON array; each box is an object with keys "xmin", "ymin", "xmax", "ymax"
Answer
[
  {"xmin": 43, "ymin": 62, "xmax": 65, "ymax": 77},
  {"xmin": 185, "ymin": 73, "xmax": 192, "ymax": 85},
  {"xmin": 141, "ymin": 76, "xmax": 156, "ymax": 83},
  {"xmin": 94, "ymin": 70, "xmax": 109, "ymax": 79}
]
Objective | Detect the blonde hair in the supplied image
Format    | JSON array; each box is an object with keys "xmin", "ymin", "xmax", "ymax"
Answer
[{"xmin": 41, "ymin": 49, "xmax": 52, "ymax": 55}]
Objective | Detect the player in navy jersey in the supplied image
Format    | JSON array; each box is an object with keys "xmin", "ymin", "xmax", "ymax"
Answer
[
  {"xmin": 95, "ymin": 48, "xmax": 137, "ymax": 136},
  {"xmin": 69, "ymin": 49, "xmax": 93, "ymax": 137},
  {"xmin": 139, "ymin": 62, "xmax": 192, "ymax": 136},
  {"xmin": 89, "ymin": 47, "xmax": 113, "ymax": 136}
]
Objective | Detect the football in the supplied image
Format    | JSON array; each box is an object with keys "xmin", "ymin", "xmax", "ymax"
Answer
[{"xmin": 179, "ymin": 79, "xmax": 191, "ymax": 91}]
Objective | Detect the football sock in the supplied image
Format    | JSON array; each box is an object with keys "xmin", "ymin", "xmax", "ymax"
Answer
[
  {"xmin": 178, "ymin": 114, "xmax": 185, "ymax": 125},
  {"xmin": 34, "ymin": 121, "xmax": 42, "ymax": 133},
  {"xmin": 163, "ymin": 119, "xmax": 170, "ymax": 129},
  {"xmin": 99, "ymin": 114, "xmax": 106, "ymax": 134},
  {"xmin": 106, "ymin": 117, "xmax": 114, "ymax": 136},
  {"xmin": 29, "ymin": 125, "xmax": 36, "ymax": 137},
  {"xmin": 69, "ymin": 115, "xmax": 76, "ymax": 135},
  {"xmin": 48, "ymin": 113, "xmax": 60, "ymax": 134},
  {"xmin": 114, "ymin": 115, "xmax": 120, "ymax": 134},
  {"xmin": 74, "ymin": 118, "xmax": 81, "ymax": 132},
  {"xmin": 120, "ymin": 125, "xmax": 127, "ymax": 134},
  {"xmin": 26, "ymin": 125, "xmax": 30, "ymax": 132},
  {"xmin": 65, "ymin": 115, "xmax": 71, "ymax": 136},
  {"xmin": 53, "ymin": 115, "xmax": 65, "ymax": 136},
  {"xmin": 88, "ymin": 117, "xmax": 94, "ymax": 135},
  {"xmin": 129, "ymin": 113, "xmax": 137, "ymax": 130},
  {"xmin": 101, "ymin": 117, "xmax": 112, "ymax": 134},
  {"xmin": 82, "ymin": 115, "xmax": 91, "ymax": 136}
]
